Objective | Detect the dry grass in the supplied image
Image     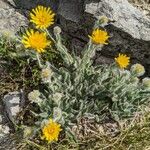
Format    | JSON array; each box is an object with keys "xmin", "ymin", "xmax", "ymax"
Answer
[{"xmin": 12, "ymin": 109, "xmax": 150, "ymax": 150}]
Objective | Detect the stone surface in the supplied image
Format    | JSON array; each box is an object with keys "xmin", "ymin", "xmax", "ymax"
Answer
[
  {"xmin": 128, "ymin": 0, "xmax": 150, "ymax": 18},
  {"xmin": 0, "ymin": 95, "xmax": 10, "ymax": 148},
  {"xmin": 0, "ymin": 125, "xmax": 10, "ymax": 137},
  {"xmin": 55, "ymin": 0, "xmax": 150, "ymax": 75},
  {"xmin": 85, "ymin": 0, "xmax": 150, "ymax": 41},
  {"xmin": 1, "ymin": 0, "xmax": 150, "ymax": 75},
  {"xmin": 12, "ymin": 0, "xmax": 59, "ymax": 11},
  {"xmin": 2, "ymin": 0, "xmax": 150, "ymax": 41},
  {"xmin": 3, "ymin": 91, "xmax": 25, "ymax": 123},
  {"xmin": 58, "ymin": 0, "xmax": 84, "ymax": 23},
  {"xmin": 0, "ymin": 0, "xmax": 27, "ymax": 38},
  {"xmin": 0, "ymin": 134, "xmax": 19, "ymax": 150},
  {"xmin": 3, "ymin": 0, "xmax": 150, "ymax": 39}
]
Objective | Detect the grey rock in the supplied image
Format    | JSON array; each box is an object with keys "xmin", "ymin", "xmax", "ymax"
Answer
[
  {"xmin": 7, "ymin": 0, "xmax": 150, "ymax": 40},
  {"xmin": 0, "ymin": 125, "xmax": 10, "ymax": 135},
  {"xmin": 85, "ymin": 0, "xmax": 150, "ymax": 41},
  {"xmin": 56, "ymin": 0, "xmax": 150, "ymax": 40},
  {"xmin": 12, "ymin": 0, "xmax": 59, "ymax": 11},
  {"xmin": 58, "ymin": 0, "xmax": 84, "ymax": 23},
  {"xmin": 3, "ymin": 91, "xmax": 25, "ymax": 123},
  {"xmin": 1, "ymin": 0, "xmax": 150, "ymax": 75},
  {"xmin": 56, "ymin": 0, "xmax": 150, "ymax": 75},
  {"xmin": 0, "ymin": 134, "xmax": 19, "ymax": 150},
  {"xmin": 0, "ymin": 0, "xmax": 27, "ymax": 38}
]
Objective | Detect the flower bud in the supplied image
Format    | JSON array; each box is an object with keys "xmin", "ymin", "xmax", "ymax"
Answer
[
  {"xmin": 54, "ymin": 26, "xmax": 62, "ymax": 35},
  {"xmin": 23, "ymin": 126, "xmax": 33, "ymax": 138},
  {"xmin": 41, "ymin": 68, "xmax": 53, "ymax": 83},
  {"xmin": 99, "ymin": 16, "xmax": 109, "ymax": 24},
  {"xmin": 142, "ymin": 77, "xmax": 150, "ymax": 89},
  {"xmin": 28, "ymin": 90, "xmax": 42, "ymax": 104},
  {"xmin": 52, "ymin": 92, "xmax": 63, "ymax": 105},
  {"xmin": 130, "ymin": 63, "xmax": 145, "ymax": 77}
]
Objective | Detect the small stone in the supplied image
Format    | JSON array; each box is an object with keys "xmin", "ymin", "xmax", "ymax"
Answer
[
  {"xmin": 0, "ymin": 125, "xmax": 10, "ymax": 137},
  {"xmin": 10, "ymin": 105, "xmax": 20, "ymax": 116},
  {"xmin": 3, "ymin": 125, "xmax": 10, "ymax": 134},
  {"xmin": 0, "ymin": 133, "xmax": 5, "ymax": 138},
  {"xmin": 9, "ymin": 97, "xmax": 20, "ymax": 104},
  {"xmin": 3, "ymin": 91, "xmax": 24, "ymax": 123}
]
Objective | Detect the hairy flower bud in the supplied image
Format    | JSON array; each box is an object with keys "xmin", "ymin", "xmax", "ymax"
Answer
[
  {"xmin": 130, "ymin": 64, "xmax": 145, "ymax": 77},
  {"xmin": 99, "ymin": 16, "xmax": 109, "ymax": 24},
  {"xmin": 142, "ymin": 77, "xmax": 150, "ymax": 89},
  {"xmin": 41, "ymin": 68, "xmax": 53, "ymax": 83},
  {"xmin": 54, "ymin": 26, "xmax": 62, "ymax": 35},
  {"xmin": 52, "ymin": 92, "xmax": 63, "ymax": 105},
  {"xmin": 23, "ymin": 126, "xmax": 33, "ymax": 138},
  {"xmin": 28, "ymin": 90, "xmax": 42, "ymax": 104}
]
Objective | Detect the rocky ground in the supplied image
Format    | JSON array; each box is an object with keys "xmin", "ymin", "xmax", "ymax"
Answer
[
  {"xmin": 1, "ymin": 0, "xmax": 150, "ymax": 71},
  {"xmin": 0, "ymin": 0, "xmax": 150, "ymax": 149}
]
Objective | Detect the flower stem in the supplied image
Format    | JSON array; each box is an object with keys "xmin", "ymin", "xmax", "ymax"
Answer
[
  {"xmin": 26, "ymin": 140, "xmax": 46, "ymax": 150},
  {"xmin": 45, "ymin": 29, "xmax": 56, "ymax": 44},
  {"xmin": 36, "ymin": 52, "xmax": 42, "ymax": 68}
]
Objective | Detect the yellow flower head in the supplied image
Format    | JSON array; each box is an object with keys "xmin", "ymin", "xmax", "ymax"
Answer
[
  {"xmin": 41, "ymin": 119, "xmax": 62, "ymax": 143},
  {"xmin": 22, "ymin": 29, "xmax": 51, "ymax": 53},
  {"xmin": 115, "ymin": 53, "xmax": 130, "ymax": 69},
  {"xmin": 30, "ymin": 5, "xmax": 55, "ymax": 29},
  {"xmin": 130, "ymin": 63, "xmax": 145, "ymax": 77},
  {"xmin": 89, "ymin": 29, "xmax": 109, "ymax": 45}
]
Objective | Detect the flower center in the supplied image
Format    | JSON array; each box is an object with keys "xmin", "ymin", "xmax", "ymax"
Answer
[
  {"xmin": 28, "ymin": 33, "xmax": 47, "ymax": 50},
  {"xmin": 38, "ymin": 16, "xmax": 46, "ymax": 25},
  {"xmin": 48, "ymin": 128, "xmax": 55, "ymax": 134}
]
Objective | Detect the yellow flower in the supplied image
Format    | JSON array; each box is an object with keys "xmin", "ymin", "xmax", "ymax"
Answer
[
  {"xmin": 115, "ymin": 53, "xmax": 130, "ymax": 69},
  {"xmin": 89, "ymin": 29, "xmax": 109, "ymax": 45},
  {"xmin": 22, "ymin": 29, "xmax": 51, "ymax": 53},
  {"xmin": 30, "ymin": 5, "xmax": 55, "ymax": 29},
  {"xmin": 41, "ymin": 119, "xmax": 62, "ymax": 143},
  {"xmin": 130, "ymin": 63, "xmax": 145, "ymax": 77}
]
